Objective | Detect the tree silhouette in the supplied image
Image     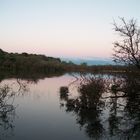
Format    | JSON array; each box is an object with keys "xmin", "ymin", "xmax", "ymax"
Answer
[{"xmin": 113, "ymin": 17, "xmax": 140, "ymax": 69}]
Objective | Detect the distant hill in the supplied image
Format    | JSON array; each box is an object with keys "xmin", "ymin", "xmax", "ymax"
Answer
[
  {"xmin": 0, "ymin": 48, "xmax": 64, "ymax": 74},
  {"xmin": 61, "ymin": 57, "xmax": 115, "ymax": 66},
  {"xmin": 1, "ymin": 48, "xmax": 127, "ymax": 75}
]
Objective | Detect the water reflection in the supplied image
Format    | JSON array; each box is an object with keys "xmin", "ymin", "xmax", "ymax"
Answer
[
  {"xmin": 0, "ymin": 72, "xmax": 140, "ymax": 140},
  {"xmin": 0, "ymin": 85, "xmax": 15, "ymax": 139},
  {"xmin": 123, "ymin": 74, "xmax": 140, "ymax": 139},
  {"xmin": 0, "ymin": 79, "xmax": 29, "ymax": 139},
  {"xmin": 60, "ymin": 73, "xmax": 140, "ymax": 139}
]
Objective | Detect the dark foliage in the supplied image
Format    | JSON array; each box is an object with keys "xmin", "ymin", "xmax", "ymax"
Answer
[
  {"xmin": 0, "ymin": 49, "xmax": 64, "ymax": 74},
  {"xmin": 60, "ymin": 73, "xmax": 140, "ymax": 139},
  {"xmin": 113, "ymin": 17, "xmax": 140, "ymax": 69},
  {"xmin": 0, "ymin": 48, "xmax": 136, "ymax": 75}
]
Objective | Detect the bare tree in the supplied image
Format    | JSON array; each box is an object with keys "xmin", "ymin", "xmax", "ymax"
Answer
[{"xmin": 113, "ymin": 17, "xmax": 140, "ymax": 69}]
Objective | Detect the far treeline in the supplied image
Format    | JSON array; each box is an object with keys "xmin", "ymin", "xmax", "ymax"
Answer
[{"xmin": 0, "ymin": 48, "xmax": 138, "ymax": 75}]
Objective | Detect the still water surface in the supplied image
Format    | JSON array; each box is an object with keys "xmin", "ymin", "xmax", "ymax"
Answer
[
  {"xmin": 0, "ymin": 74, "xmax": 89, "ymax": 140},
  {"xmin": 0, "ymin": 73, "xmax": 140, "ymax": 140}
]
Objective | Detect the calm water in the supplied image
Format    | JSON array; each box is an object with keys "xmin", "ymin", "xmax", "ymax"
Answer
[
  {"xmin": 0, "ymin": 73, "xmax": 140, "ymax": 140},
  {"xmin": 0, "ymin": 74, "xmax": 88, "ymax": 140}
]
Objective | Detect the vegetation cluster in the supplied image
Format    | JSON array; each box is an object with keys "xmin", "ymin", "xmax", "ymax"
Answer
[
  {"xmin": 0, "ymin": 49, "xmax": 64, "ymax": 74},
  {"xmin": 0, "ymin": 49, "xmax": 137, "ymax": 76},
  {"xmin": 60, "ymin": 73, "xmax": 140, "ymax": 139}
]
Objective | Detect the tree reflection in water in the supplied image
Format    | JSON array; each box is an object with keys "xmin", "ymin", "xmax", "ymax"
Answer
[
  {"xmin": 60, "ymin": 73, "xmax": 140, "ymax": 140},
  {"xmin": 0, "ymin": 79, "xmax": 30, "ymax": 139}
]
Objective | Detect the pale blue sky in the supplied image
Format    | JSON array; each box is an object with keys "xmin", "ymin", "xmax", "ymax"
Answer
[{"xmin": 0, "ymin": 0, "xmax": 140, "ymax": 58}]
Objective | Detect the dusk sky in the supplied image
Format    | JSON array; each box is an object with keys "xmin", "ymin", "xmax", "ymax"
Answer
[{"xmin": 0, "ymin": 0, "xmax": 140, "ymax": 58}]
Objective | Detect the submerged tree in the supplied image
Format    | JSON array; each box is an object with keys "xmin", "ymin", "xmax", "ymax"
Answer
[
  {"xmin": 59, "ymin": 76, "xmax": 106, "ymax": 139},
  {"xmin": 60, "ymin": 73, "xmax": 140, "ymax": 139},
  {"xmin": 0, "ymin": 79, "xmax": 30, "ymax": 139},
  {"xmin": 113, "ymin": 17, "xmax": 140, "ymax": 69}
]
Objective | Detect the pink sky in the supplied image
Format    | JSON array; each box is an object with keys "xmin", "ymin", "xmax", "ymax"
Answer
[{"xmin": 0, "ymin": 0, "xmax": 139, "ymax": 58}]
